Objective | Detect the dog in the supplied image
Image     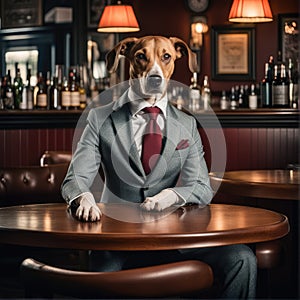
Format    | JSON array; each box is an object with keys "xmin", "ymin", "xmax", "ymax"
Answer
[{"xmin": 106, "ymin": 36, "xmax": 198, "ymax": 101}]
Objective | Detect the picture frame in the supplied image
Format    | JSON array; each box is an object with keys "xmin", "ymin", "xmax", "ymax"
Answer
[
  {"xmin": 0, "ymin": 0, "xmax": 42, "ymax": 29},
  {"xmin": 211, "ymin": 25, "xmax": 255, "ymax": 81},
  {"xmin": 278, "ymin": 13, "xmax": 299, "ymax": 64},
  {"xmin": 87, "ymin": 0, "xmax": 106, "ymax": 28}
]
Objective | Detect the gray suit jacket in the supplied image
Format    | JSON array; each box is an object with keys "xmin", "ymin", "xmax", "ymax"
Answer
[{"xmin": 61, "ymin": 90, "xmax": 213, "ymax": 206}]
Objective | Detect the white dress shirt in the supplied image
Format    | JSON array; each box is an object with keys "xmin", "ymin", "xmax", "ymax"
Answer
[{"xmin": 128, "ymin": 88, "xmax": 168, "ymax": 157}]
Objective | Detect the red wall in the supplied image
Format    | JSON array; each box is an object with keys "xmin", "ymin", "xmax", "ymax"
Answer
[{"xmin": 128, "ymin": 0, "xmax": 299, "ymax": 90}]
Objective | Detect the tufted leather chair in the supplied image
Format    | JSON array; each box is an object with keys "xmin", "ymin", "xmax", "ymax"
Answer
[
  {"xmin": 0, "ymin": 163, "xmax": 69, "ymax": 207},
  {"xmin": 0, "ymin": 160, "xmax": 77, "ymax": 297},
  {"xmin": 21, "ymin": 258, "xmax": 214, "ymax": 298}
]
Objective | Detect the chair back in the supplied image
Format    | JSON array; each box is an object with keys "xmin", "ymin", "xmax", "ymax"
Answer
[{"xmin": 20, "ymin": 258, "xmax": 213, "ymax": 298}]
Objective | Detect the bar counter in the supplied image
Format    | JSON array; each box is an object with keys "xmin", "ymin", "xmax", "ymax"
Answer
[{"xmin": 0, "ymin": 108, "xmax": 299, "ymax": 129}]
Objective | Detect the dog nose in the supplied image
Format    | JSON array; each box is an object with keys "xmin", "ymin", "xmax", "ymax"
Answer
[{"xmin": 148, "ymin": 75, "xmax": 162, "ymax": 88}]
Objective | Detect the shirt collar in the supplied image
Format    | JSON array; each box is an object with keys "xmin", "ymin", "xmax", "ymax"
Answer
[{"xmin": 127, "ymin": 87, "xmax": 168, "ymax": 118}]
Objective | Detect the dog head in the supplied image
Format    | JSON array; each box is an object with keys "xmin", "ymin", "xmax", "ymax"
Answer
[{"xmin": 106, "ymin": 36, "xmax": 198, "ymax": 100}]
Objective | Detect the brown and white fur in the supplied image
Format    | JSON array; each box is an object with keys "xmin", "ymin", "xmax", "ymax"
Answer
[{"xmin": 106, "ymin": 36, "xmax": 198, "ymax": 103}]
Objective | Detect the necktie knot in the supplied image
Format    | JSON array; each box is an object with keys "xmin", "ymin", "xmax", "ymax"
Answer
[{"xmin": 143, "ymin": 107, "xmax": 161, "ymax": 120}]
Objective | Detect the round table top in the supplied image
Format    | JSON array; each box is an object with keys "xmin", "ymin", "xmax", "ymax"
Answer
[
  {"xmin": 0, "ymin": 203, "xmax": 289, "ymax": 251},
  {"xmin": 210, "ymin": 170, "xmax": 299, "ymax": 200}
]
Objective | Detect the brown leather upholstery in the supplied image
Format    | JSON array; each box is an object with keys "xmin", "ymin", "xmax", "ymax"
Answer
[
  {"xmin": 0, "ymin": 163, "xmax": 68, "ymax": 207},
  {"xmin": 0, "ymin": 160, "xmax": 79, "ymax": 296},
  {"xmin": 20, "ymin": 258, "xmax": 213, "ymax": 298}
]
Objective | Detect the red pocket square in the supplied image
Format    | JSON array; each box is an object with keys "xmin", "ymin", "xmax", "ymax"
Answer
[{"xmin": 176, "ymin": 139, "xmax": 189, "ymax": 150}]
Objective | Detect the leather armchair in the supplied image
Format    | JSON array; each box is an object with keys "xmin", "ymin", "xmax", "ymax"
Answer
[
  {"xmin": 21, "ymin": 258, "xmax": 214, "ymax": 298},
  {"xmin": 0, "ymin": 160, "xmax": 78, "ymax": 296},
  {"xmin": 0, "ymin": 163, "xmax": 68, "ymax": 207}
]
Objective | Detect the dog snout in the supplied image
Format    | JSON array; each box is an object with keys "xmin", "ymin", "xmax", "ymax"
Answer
[{"xmin": 147, "ymin": 75, "xmax": 162, "ymax": 88}]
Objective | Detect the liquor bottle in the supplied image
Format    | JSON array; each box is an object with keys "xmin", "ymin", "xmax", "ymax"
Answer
[
  {"xmin": 238, "ymin": 85, "xmax": 247, "ymax": 108},
  {"xmin": 229, "ymin": 86, "xmax": 238, "ymax": 110},
  {"xmin": 288, "ymin": 58, "xmax": 299, "ymax": 109},
  {"xmin": 3, "ymin": 73, "xmax": 14, "ymax": 109},
  {"xmin": 272, "ymin": 64, "xmax": 289, "ymax": 107},
  {"xmin": 255, "ymin": 83, "xmax": 261, "ymax": 107},
  {"xmin": 220, "ymin": 90, "xmax": 230, "ymax": 110},
  {"xmin": 46, "ymin": 71, "xmax": 52, "ymax": 110},
  {"xmin": 248, "ymin": 84, "xmax": 257, "ymax": 109},
  {"xmin": 55, "ymin": 64, "xmax": 63, "ymax": 109},
  {"xmin": 176, "ymin": 87, "xmax": 185, "ymax": 110},
  {"xmin": 89, "ymin": 77, "xmax": 98, "ymax": 102},
  {"xmin": 268, "ymin": 55, "xmax": 275, "ymax": 78},
  {"xmin": 79, "ymin": 66, "xmax": 87, "ymax": 109},
  {"xmin": 13, "ymin": 68, "xmax": 23, "ymax": 109},
  {"xmin": 261, "ymin": 63, "xmax": 272, "ymax": 107},
  {"xmin": 0, "ymin": 79, "xmax": 3, "ymax": 110},
  {"xmin": 68, "ymin": 67, "xmax": 80, "ymax": 109},
  {"xmin": 189, "ymin": 72, "xmax": 201, "ymax": 111},
  {"xmin": 49, "ymin": 76, "xmax": 61, "ymax": 110},
  {"xmin": 177, "ymin": 94, "xmax": 185, "ymax": 111},
  {"xmin": 36, "ymin": 72, "xmax": 48, "ymax": 109},
  {"xmin": 61, "ymin": 76, "xmax": 71, "ymax": 110},
  {"xmin": 22, "ymin": 68, "xmax": 34, "ymax": 110},
  {"xmin": 201, "ymin": 75, "xmax": 211, "ymax": 110}
]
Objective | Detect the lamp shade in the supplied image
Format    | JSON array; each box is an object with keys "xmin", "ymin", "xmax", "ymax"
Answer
[
  {"xmin": 97, "ymin": 3, "xmax": 140, "ymax": 33},
  {"xmin": 229, "ymin": 0, "xmax": 273, "ymax": 23}
]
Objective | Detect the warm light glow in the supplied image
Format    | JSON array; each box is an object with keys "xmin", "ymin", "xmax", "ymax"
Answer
[
  {"xmin": 229, "ymin": 0, "xmax": 273, "ymax": 23},
  {"xmin": 97, "ymin": 3, "xmax": 140, "ymax": 33},
  {"xmin": 190, "ymin": 22, "xmax": 208, "ymax": 49},
  {"xmin": 194, "ymin": 22, "xmax": 208, "ymax": 34}
]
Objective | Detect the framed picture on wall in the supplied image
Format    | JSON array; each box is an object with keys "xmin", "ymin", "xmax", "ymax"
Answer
[
  {"xmin": 87, "ymin": 0, "xmax": 106, "ymax": 28},
  {"xmin": 211, "ymin": 25, "xmax": 255, "ymax": 81},
  {"xmin": 0, "ymin": 0, "xmax": 42, "ymax": 29},
  {"xmin": 278, "ymin": 13, "xmax": 299, "ymax": 64}
]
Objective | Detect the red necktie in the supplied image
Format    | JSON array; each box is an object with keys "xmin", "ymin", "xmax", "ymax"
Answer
[{"xmin": 141, "ymin": 107, "xmax": 162, "ymax": 174}]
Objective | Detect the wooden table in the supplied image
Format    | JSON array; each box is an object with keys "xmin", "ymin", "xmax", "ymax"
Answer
[
  {"xmin": 0, "ymin": 203, "xmax": 289, "ymax": 251},
  {"xmin": 209, "ymin": 169, "xmax": 299, "ymax": 200},
  {"xmin": 209, "ymin": 170, "xmax": 299, "ymax": 298}
]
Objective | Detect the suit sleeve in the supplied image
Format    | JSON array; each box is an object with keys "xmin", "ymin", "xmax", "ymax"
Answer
[
  {"xmin": 170, "ymin": 118, "xmax": 213, "ymax": 207},
  {"xmin": 61, "ymin": 109, "xmax": 102, "ymax": 204}
]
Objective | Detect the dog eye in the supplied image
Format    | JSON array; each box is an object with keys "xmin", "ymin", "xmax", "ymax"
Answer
[
  {"xmin": 162, "ymin": 53, "xmax": 171, "ymax": 61},
  {"xmin": 136, "ymin": 53, "xmax": 147, "ymax": 61}
]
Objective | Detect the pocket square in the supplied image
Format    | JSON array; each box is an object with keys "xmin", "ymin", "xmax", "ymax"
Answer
[{"xmin": 176, "ymin": 139, "xmax": 189, "ymax": 150}]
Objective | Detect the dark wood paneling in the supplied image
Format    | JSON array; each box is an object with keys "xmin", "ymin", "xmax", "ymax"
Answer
[
  {"xmin": 0, "ymin": 128, "xmax": 74, "ymax": 167},
  {"xmin": 1, "ymin": 126, "xmax": 297, "ymax": 170},
  {"xmin": 200, "ymin": 127, "xmax": 299, "ymax": 172}
]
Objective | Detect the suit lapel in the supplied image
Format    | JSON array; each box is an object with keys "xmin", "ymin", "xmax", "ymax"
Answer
[
  {"xmin": 110, "ymin": 103, "xmax": 146, "ymax": 177},
  {"xmin": 110, "ymin": 97, "xmax": 183, "ymax": 181}
]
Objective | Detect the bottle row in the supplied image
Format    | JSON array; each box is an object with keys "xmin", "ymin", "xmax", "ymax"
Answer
[
  {"xmin": 260, "ymin": 56, "xmax": 298, "ymax": 108},
  {"xmin": 0, "ymin": 64, "xmax": 111, "ymax": 111},
  {"xmin": 220, "ymin": 56, "xmax": 298, "ymax": 110}
]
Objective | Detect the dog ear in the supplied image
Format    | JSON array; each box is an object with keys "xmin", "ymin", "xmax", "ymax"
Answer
[
  {"xmin": 106, "ymin": 37, "xmax": 138, "ymax": 73},
  {"xmin": 169, "ymin": 37, "xmax": 199, "ymax": 73}
]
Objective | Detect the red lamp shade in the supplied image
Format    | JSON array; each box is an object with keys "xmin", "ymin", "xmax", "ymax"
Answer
[
  {"xmin": 97, "ymin": 3, "xmax": 140, "ymax": 33},
  {"xmin": 229, "ymin": 0, "xmax": 273, "ymax": 23}
]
